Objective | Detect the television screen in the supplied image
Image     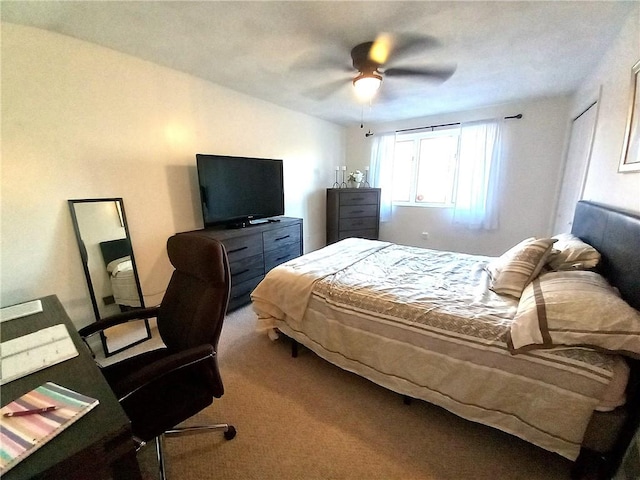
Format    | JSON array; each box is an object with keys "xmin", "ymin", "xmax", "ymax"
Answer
[{"xmin": 196, "ymin": 154, "xmax": 284, "ymax": 227}]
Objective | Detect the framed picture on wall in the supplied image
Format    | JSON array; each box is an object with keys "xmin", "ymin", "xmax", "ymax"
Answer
[{"xmin": 619, "ymin": 59, "xmax": 640, "ymax": 173}]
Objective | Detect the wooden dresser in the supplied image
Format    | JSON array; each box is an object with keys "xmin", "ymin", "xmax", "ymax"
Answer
[
  {"xmin": 190, "ymin": 217, "xmax": 303, "ymax": 311},
  {"xmin": 326, "ymin": 188, "xmax": 381, "ymax": 245}
]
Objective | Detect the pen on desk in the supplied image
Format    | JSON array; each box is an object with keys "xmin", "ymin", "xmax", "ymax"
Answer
[{"xmin": 3, "ymin": 406, "xmax": 58, "ymax": 417}]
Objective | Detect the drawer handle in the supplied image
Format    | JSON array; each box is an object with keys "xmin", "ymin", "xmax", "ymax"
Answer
[
  {"xmin": 352, "ymin": 197, "xmax": 365, "ymax": 201},
  {"xmin": 274, "ymin": 234, "xmax": 290, "ymax": 242},
  {"xmin": 234, "ymin": 268, "xmax": 250, "ymax": 276},
  {"xmin": 228, "ymin": 246, "xmax": 248, "ymax": 254},
  {"xmin": 353, "ymin": 221, "xmax": 363, "ymax": 226},
  {"xmin": 232, "ymin": 290, "xmax": 252, "ymax": 300},
  {"xmin": 276, "ymin": 255, "xmax": 291, "ymax": 262},
  {"xmin": 350, "ymin": 209, "xmax": 365, "ymax": 214}
]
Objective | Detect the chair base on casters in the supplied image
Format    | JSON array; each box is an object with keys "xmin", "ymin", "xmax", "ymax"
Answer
[{"xmin": 153, "ymin": 423, "xmax": 237, "ymax": 480}]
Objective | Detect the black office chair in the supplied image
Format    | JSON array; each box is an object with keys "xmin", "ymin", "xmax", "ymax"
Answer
[{"xmin": 79, "ymin": 233, "xmax": 236, "ymax": 480}]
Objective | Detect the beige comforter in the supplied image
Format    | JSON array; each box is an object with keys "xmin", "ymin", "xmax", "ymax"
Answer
[{"xmin": 251, "ymin": 238, "xmax": 622, "ymax": 460}]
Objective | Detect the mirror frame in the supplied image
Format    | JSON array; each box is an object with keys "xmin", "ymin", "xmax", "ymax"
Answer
[{"xmin": 68, "ymin": 198, "xmax": 151, "ymax": 356}]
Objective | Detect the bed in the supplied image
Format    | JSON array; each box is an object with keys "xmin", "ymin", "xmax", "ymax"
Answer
[
  {"xmin": 99, "ymin": 238, "xmax": 141, "ymax": 308},
  {"xmin": 251, "ymin": 201, "xmax": 640, "ymax": 477}
]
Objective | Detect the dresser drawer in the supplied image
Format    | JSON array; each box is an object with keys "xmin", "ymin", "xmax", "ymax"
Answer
[
  {"xmin": 263, "ymin": 224, "xmax": 301, "ymax": 252},
  {"xmin": 339, "ymin": 191, "xmax": 379, "ymax": 206},
  {"xmin": 326, "ymin": 188, "xmax": 381, "ymax": 246},
  {"xmin": 221, "ymin": 233, "xmax": 263, "ymax": 262},
  {"xmin": 188, "ymin": 218, "xmax": 303, "ymax": 311},
  {"xmin": 264, "ymin": 243, "xmax": 300, "ymax": 271},
  {"xmin": 339, "ymin": 217, "xmax": 378, "ymax": 231},
  {"xmin": 228, "ymin": 275, "xmax": 264, "ymax": 312},
  {"xmin": 229, "ymin": 253, "xmax": 264, "ymax": 284},
  {"xmin": 340, "ymin": 204, "xmax": 378, "ymax": 219}
]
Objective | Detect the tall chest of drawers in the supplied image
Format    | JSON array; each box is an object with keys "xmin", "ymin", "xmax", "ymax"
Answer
[
  {"xmin": 189, "ymin": 217, "xmax": 303, "ymax": 311},
  {"xmin": 326, "ymin": 188, "xmax": 381, "ymax": 245}
]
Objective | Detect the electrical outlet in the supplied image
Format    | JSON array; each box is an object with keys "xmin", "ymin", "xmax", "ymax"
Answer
[{"xmin": 421, "ymin": 232, "xmax": 429, "ymax": 239}]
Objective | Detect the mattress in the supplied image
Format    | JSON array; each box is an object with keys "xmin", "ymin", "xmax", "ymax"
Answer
[{"xmin": 252, "ymin": 238, "xmax": 628, "ymax": 460}]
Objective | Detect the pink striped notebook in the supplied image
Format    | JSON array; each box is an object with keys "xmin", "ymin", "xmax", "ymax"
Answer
[{"xmin": 0, "ymin": 382, "xmax": 99, "ymax": 474}]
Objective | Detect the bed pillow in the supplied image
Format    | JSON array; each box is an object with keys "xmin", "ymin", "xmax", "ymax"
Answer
[
  {"xmin": 106, "ymin": 256, "xmax": 130, "ymax": 273},
  {"xmin": 546, "ymin": 233, "xmax": 600, "ymax": 271},
  {"xmin": 507, "ymin": 271, "xmax": 640, "ymax": 357},
  {"xmin": 486, "ymin": 237, "xmax": 557, "ymax": 298}
]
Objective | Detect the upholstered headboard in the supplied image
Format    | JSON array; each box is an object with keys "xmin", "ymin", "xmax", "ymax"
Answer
[
  {"xmin": 571, "ymin": 201, "xmax": 640, "ymax": 474},
  {"xmin": 571, "ymin": 200, "xmax": 640, "ymax": 312},
  {"xmin": 99, "ymin": 238, "xmax": 132, "ymax": 267}
]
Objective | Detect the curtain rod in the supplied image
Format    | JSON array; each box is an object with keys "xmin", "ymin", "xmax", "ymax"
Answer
[{"xmin": 395, "ymin": 113, "xmax": 523, "ymax": 134}]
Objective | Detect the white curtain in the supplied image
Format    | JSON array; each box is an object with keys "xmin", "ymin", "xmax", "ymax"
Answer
[
  {"xmin": 452, "ymin": 119, "xmax": 503, "ymax": 230},
  {"xmin": 369, "ymin": 132, "xmax": 396, "ymax": 222}
]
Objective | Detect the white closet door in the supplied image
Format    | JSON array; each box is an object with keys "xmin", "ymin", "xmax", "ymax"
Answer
[{"xmin": 553, "ymin": 102, "xmax": 598, "ymax": 234}]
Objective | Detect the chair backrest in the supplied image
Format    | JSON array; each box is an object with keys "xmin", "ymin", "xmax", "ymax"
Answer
[{"xmin": 157, "ymin": 233, "xmax": 231, "ymax": 352}]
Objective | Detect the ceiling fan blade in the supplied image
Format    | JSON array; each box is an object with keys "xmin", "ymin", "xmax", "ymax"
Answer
[
  {"xmin": 304, "ymin": 78, "xmax": 350, "ymax": 100},
  {"xmin": 290, "ymin": 50, "xmax": 353, "ymax": 74},
  {"xmin": 369, "ymin": 33, "xmax": 394, "ymax": 66},
  {"xmin": 375, "ymin": 83, "xmax": 400, "ymax": 104},
  {"xmin": 389, "ymin": 34, "xmax": 442, "ymax": 63},
  {"xmin": 384, "ymin": 65, "xmax": 456, "ymax": 81}
]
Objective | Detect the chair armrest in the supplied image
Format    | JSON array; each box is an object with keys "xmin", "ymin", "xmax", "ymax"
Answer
[
  {"xmin": 116, "ymin": 344, "xmax": 218, "ymax": 402},
  {"xmin": 78, "ymin": 306, "xmax": 160, "ymax": 338}
]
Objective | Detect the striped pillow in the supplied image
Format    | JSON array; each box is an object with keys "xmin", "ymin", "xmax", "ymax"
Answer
[
  {"xmin": 486, "ymin": 237, "xmax": 557, "ymax": 298},
  {"xmin": 507, "ymin": 271, "xmax": 640, "ymax": 357},
  {"xmin": 546, "ymin": 233, "xmax": 600, "ymax": 271}
]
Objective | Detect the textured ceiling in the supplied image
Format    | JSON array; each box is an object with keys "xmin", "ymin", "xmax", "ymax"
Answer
[{"xmin": 1, "ymin": 1, "xmax": 634, "ymax": 126}]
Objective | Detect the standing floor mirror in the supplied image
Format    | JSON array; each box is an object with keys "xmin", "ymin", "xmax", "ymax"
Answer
[{"xmin": 69, "ymin": 198, "xmax": 151, "ymax": 356}]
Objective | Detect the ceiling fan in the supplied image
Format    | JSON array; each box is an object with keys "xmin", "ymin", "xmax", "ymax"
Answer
[{"xmin": 304, "ymin": 33, "xmax": 457, "ymax": 102}]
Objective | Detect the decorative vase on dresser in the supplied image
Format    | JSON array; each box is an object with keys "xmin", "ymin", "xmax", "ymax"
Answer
[{"xmin": 326, "ymin": 188, "xmax": 381, "ymax": 245}]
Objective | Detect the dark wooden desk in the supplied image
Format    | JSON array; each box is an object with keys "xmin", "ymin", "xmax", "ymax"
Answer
[{"xmin": 0, "ymin": 295, "xmax": 141, "ymax": 480}]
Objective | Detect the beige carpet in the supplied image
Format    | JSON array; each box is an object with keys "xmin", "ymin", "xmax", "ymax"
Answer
[{"xmin": 136, "ymin": 305, "xmax": 573, "ymax": 480}]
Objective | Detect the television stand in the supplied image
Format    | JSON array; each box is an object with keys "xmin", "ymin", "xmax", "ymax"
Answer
[{"xmin": 191, "ymin": 217, "xmax": 303, "ymax": 311}]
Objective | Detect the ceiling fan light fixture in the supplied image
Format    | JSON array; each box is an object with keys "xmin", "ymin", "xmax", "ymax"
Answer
[{"xmin": 353, "ymin": 72, "xmax": 382, "ymax": 100}]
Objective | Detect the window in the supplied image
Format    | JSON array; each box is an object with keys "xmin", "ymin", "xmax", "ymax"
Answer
[
  {"xmin": 371, "ymin": 119, "xmax": 503, "ymax": 230},
  {"xmin": 391, "ymin": 127, "xmax": 459, "ymax": 207}
]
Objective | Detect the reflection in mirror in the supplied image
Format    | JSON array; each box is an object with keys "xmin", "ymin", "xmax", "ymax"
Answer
[{"xmin": 68, "ymin": 198, "xmax": 151, "ymax": 356}]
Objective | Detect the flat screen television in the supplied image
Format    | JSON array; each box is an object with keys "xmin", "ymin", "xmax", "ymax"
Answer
[{"xmin": 196, "ymin": 154, "xmax": 285, "ymax": 228}]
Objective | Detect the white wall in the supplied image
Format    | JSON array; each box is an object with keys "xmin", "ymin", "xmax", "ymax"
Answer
[
  {"xmin": 1, "ymin": 23, "xmax": 344, "ymax": 327},
  {"xmin": 570, "ymin": 5, "xmax": 640, "ymax": 212},
  {"xmin": 345, "ymin": 97, "xmax": 571, "ymax": 256}
]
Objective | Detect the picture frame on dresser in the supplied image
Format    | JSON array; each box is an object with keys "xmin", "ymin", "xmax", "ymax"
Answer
[{"xmin": 619, "ymin": 59, "xmax": 640, "ymax": 173}]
